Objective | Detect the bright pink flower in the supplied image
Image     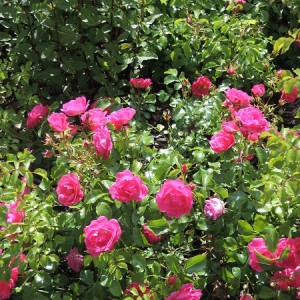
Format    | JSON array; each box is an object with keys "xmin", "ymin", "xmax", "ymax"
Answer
[
  {"xmin": 26, "ymin": 103, "xmax": 49, "ymax": 128},
  {"xmin": 6, "ymin": 200, "xmax": 24, "ymax": 223},
  {"xmin": 191, "ymin": 76, "xmax": 212, "ymax": 97},
  {"xmin": 248, "ymin": 238, "xmax": 276, "ymax": 272},
  {"xmin": 280, "ymin": 86, "xmax": 298, "ymax": 103},
  {"xmin": 66, "ymin": 247, "xmax": 83, "ymax": 273},
  {"xmin": 92, "ymin": 127, "xmax": 113, "ymax": 160},
  {"xmin": 124, "ymin": 282, "xmax": 154, "ymax": 300},
  {"xmin": 235, "ymin": 0, "xmax": 246, "ymax": 4},
  {"xmin": 84, "ymin": 216, "xmax": 122, "ymax": 256},
  {"xmin": 130, "ymin": 78, "xmax": 152, "ymax": 89},
  {"xmin": 80, "ymin": 108, "xmax": 107, "ymax": 131},
  {"xmin": 107, "ymin": 107, "xmax": 136, "ymax": 130},
  {"xmin": 271, "ymin": 267, "xmax": 300, "ymax": 290},
  {"xmin": 181, "ymin": 164, "xmax": 188, "ymax": 173},
  {"xmin": 251, "ymin": 84, "xmax": 265, "ymax": 97},
  {"xmin": 109, "ymin": 170, "xmax": 148, "ymax": 202},
  {"xmin": 56, "ymin": 174, "xmax": 84, "ymax": 206},
  {"xmin": 9, "ymin": 267, "xmax": 19, "ymax": 288},
  {"xmin": 67, "ymin": 124, "xmax": 78, "ymax": 135},
  {"xmin": 61, "ymin": 96, "xmax": 89, "ymax": 116},
  {"xmin": 209, "ymin": 131, "xmax": 235, "ymax": 153},
  {"xmin": 142, "ymin": 224, "xmax": 161, "ymax": 244},
  {"xmin": 204, "ymin": 195, "xmax": 226, "ymax": 220},
  {"xmin": 165, "ymin": 283, "xmax": 202, "ymax": 300},
  {"xmin": 221, "ymin": 121, "xmax": 239, "ymax": 133},
  {"xmin": 0, "ymin": 281, "xmax": 11, "ymax": 300},
  {"xmin": 227, "ymin": 67, "xmax": 235, "ymax": 75},
  {"xmin": 275, "ymin": 238, "xmax": 298, "ymax": 269},
  {"xmin": 48, "ymin": 112, "xmax": 69, "ymax": 132},
  {"xmin": 240, "ymin": 295, "xmax": 252, "ymax": 300},
  {"xmin": 224, "ymin": 88, "xmax": 251, "ymax": 108},
  {"xmin": 156, "ymin": 179, "xmax": 193, "ymax": 218}
]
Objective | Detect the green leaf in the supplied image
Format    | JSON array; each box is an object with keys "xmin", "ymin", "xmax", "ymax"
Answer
[
  {"xmin": 263, "ymin": 226, "xmax": 279, "ymax": 253},
  {"xmin": 155, "ymin": 164, "xmax": 171, "ymax": 181},
  {"xmin": 148, "ymin": 219, "xmax": 169, "ymax": 234},
  {"xmin": 185, "ymin": 254, "xmax": 207, "ymax": 273},
  {"xmin": 85, "ymin": 190, "xmax": 104, "ymax": 204},
  {"xmin": 237, "ymin": 220, "xmax": 254, "ymax": 235},
  {"xmin": 258, "ymin": 286, "xmax": 277, "ymax": 299},
  {"xmin": 164, "ymin": 75, "xmax": 179, "ymax": 85},
  {"xmin": 96, "ymin": 202, "xmax": 112, "ymax": 218}
]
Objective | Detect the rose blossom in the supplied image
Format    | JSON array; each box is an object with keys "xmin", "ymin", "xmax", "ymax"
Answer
[
  {"xmin": 6, "ymin": 200, "xmax": 24, "ymax": 223},
  {"xmin": 61, "ymin": 96, "xmax": 89, "ymax": 116},
  {"xmin": 204, "ymin": 195, "xmax": 226, "ymax": 220},
  {"xmin": 26, "ymin": 103, "xmax": 49, "ymax": 128},
  {"xmin": 56, "ymin": 173, "xmax": 84, "ymax": 206},
  {"xmin": 251, "ymin": 84, "xmax": 265, "ymax": 97},
  {"xmin": 274, "ymin": 238, "xmax": 298, "ymax": 269},
  {"xmin": 167, "ymin": 276, "xmax": 177, "ymax": 285},
  {"xmin": 48, "ymin": 112, "xmax": 69, "ymax": 132},
  {"xmin": 224, "ymin": 88, "xmax": 251, "ymax": 108},
  {"xmin": 0, "ymin": 281, "xmax": 11, "ymax": 300},
  {"xmin": 142, "ymin": 224, "xmax": 161, "ymax": 243},
  {"xmin": 124, "ymin": 282, "xmax": 154, "ymax": 300},
  {"xmin": 109, "ymin": 170, "xmax": 148, "ymax": 202},
  {"xmin": 84, "ymin": 216, "xmax": 122, "ymax": 256},
  {"xmin": 156, "ymin": 179, "xmax": 193, "ymax": 218},
  {"xmin": 240, "ymin": 295, "xmax": 253, "ymax": 300},
  {"xmin": 209, "ymin": 131, "xmax": 235, "ymax": 153},
  {"xmin": 191, "ymin": 76, "xmax": 212, "ymax": 97},
  {"xmin": 107, "ymin": 107, "xmax": 136, "ymax": 130},
  {"xmin": 270, "ymin": 267, "xmax": 300, "ymax": 290},
  {"xmin": 227, "ymin": 67, "xmax": 235, "ymax": 75},
  {"xmin": 92, "ymin": 127, "xmax": 113, "ymax": 160},
  {"xmin": 66, "ymin": 247, "xmax": 83, "ymax": 273},
  {"xmin": 130, "ymin": 78, "xmax": 152, "ymax": 89},
  {"xmin": 221, "ymin": 121, "xmax": 239, "ymax": 133},
  {"xmin": 81, "ymin": 108, "xmax": 107, "ymax": 131},
  {"xmin": 165, "ymin": 283, "xmax": 202, "ymax": 300},
  {"xmin": 280, "ymin": 86, "xmax": 298, "ymax": 103}
]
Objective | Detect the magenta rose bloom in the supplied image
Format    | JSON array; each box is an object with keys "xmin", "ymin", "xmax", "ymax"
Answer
[
  {"xmin": 275, "ymin": 238, "xmax": 298, "ymax": 269},
  {"xmin": 156, "ymin": 179, "xmax": 193, "ymax": 218},
  {"xmin": 81, "ymin": 108, "xmax": 107, "ymax": 131},
  {"xmin": 130, "ymin": 78, "xmax": 152, "ymax": 89},
  {"xmin": 236, "ymin": 107, "xmax": 269, "ymax": 136},
  {"xmin": 251, "ymin": 84, "xmax": 265, "ymax": 97},
  {"xmin": 223, "ymin": 88, "xmax": 251, "ymax": 108},
  {"xmin": 142, "ymin": 224, "xmax": 161, "ymax": 244},
  {"xmin": 84, "ymin": 216, "xmax": 122, "ymax": 256},
  {"xmin": 0, "ymin": 281, "xmax": 11, "ymax": 300},
  {"xmin": 270, "ymin": 268, "xmax": 300, "ymax": 290},
  {"xmin": 26, "ymin": 103, "xmax": 49, "ymax": 128},
  {"xmin": 240, "ymin": 295, "xmax": 253, "ymax": 300},
  {"xmin": 209, "ymin": 131, "xmax": 235, "ymax": 153},
  {"xmin": 221, "ymin": 121, "xmax": 239, "ymax": 133},
  {"xmin": 66, "ymin": 247, "xmax": 83, "ymax": 273},
  {"xmin": 107, "ymin": 107, "xmax": 136, "ymax": 130},
  {"xmin": 61, "ymin": 96, "xmax": 89, "ymax": 116},
  {"xmin": 280, "ymin": 86, "xmax": 298, "ymax": 103},
  {"xmin": 109, "ymin": 170, "xmax": 148, "ymax": 202},
  {"xmin": 48, "ymin": 112, "xmax": 69, "ymax": 132},
  {"xmin": 165, "ymin": 283, "xmax": 202, "ymax": 300},
  {"xmin": 92, "ymin": 127, "xmax": 113, "ymax": 160},
  {"xmin": 191, "ymin": 76, "xmax": 212, "ymax": 97},
  {"xmin": 56, "ymin": 173, "xmax": 84, "ymax": 206},
  {"xmin": 204, "ymin": 195, "xmax": 226, "ymax": 220}
]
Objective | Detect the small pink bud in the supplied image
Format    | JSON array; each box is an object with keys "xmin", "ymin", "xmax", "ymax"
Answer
[
  {"xmin": 181, "ymin": 164, "xmax": 188, "ymax": 173},
  {"xmin": 188, "ymin": 183, "xmax": 196, "ymax": 190},
  {"xmin": 227, "ymin": 67, "xmax": 235, "ymax": 75},
  {"xmin": 44, "ymin": 150, "xmax": 52, "ymax": 158},
  {"xmin": 167, "ymin": 275, "xmax": 177, "ymax": 285},
  {"xmin": 240, "ymin": 294, "xmax": 253, "ymax": 300},
  {"xmin": 83, "ymin": 140, "xmax": 90, "ymax": 147}
]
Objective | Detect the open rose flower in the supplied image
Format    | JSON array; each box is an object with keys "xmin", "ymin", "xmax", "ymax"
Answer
[
  {"xmin": 81, "ymin": 108, "xmax": 107, "ymax": 131},
  {"xmin": 280, "ymin": 86, "xmax": 298, "ymax": 103},
  {"xmin": 6, "ymin": 200, "xmax": 24, "ymax": 223},
  {"xmin": 26, "ymin": 103, "xmax": 49, "ymax": 128},
  {"xmin": 156, "ymin": 179, "xmax": 193, "ymax": 218},
  {"xmin": 209, "ymin": 131, "xmax": 235, "ymax": 153},
  {"xmin": 107, "ymin": 107, "xmax": 136, "ymax": 130},
  {"xmin": 109, "ymin": 170, "xmax": 148, "ymax": 202},
  {"xmin": 204, "ymin": 195, "xmax": 226, "ymax": 220},
  {"xmin": 251, "ymin": 84, "xmax": 265, "ymax": 97},
  {"xmin": 56, "ymin": 173, "xmax": 84, "ymax": 206},
  {"xmin": 0, "ymin": 281, "xmax": 11, "ymax": 300},
  {"xmin": 92, "ymin": 127, "xmax": 113, "ymax": 160},
  {"xmin": 84, "ymin": 216, "xmax": 121, "ymax": 256},
  {"xmin": 270, "ymin": 267, "xmax": 300, "ymax": 290},
  {"xmin": 48, "ymin": 112, "xmax": 69, "ymax": 132},
  {"xmin": 130, "ymin": 78, "xmax": 152, "ymax": 89},
  {"xmin": 224, "ymin": 88, "xmax": 251, "ymax": 108},
  {"xmin": 61, "ymin": 96, "xmax": 89, "ymax": 116},
  {"xmin": 221, "ymin": 121, "xmax": 239, "ymax": 133},
  {"xmin": 191, "ymin": 76, "xmax": 212, "ymax": 97},
  {"xmin": 165, "ymin": 283, "xmax": 202, "ymax": 300},
  {"xmin": 66, "ymin": 247, "xmax": 83, "ymax": 273}
]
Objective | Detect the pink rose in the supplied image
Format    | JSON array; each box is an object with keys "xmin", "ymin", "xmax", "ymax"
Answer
[
  {"xmin": 56, "ymin": 174, "xmax": 84, "ymax": 206},
  {"xmin": 227, "ymin": 67, "xmax": 235, "ymax": 75},
  {"xmin": 167, "ymin": 276, "xmax": 177, "ymax": 285},
  {"xmin": 270, "ymin": 267, "xmax": 300, "ymax": 290},
  {"xmin": 130, "ymin": 78, "xmax": 152, "ymax": 89},
  {"xmin": 156, "ymin": 179, "xmax": 193, "ymax": 218},
  {"xmin": 251, "ymin": 84, "xmax": 265, "ymax": 97},
  {"xmin": 240, "ymin": 295, "xmax": 253, "ymax": 300},
  {"xmin": 280, "ymin": 86, "xmax": 298, "ymax": 103},
  {"xmin": 236, "ymin": 107, "xmax": 269, "ymax": 137},
  {"xmin": 84, "ymin": 216, "xmax": 122, "ymax": 256},
  {"xmin": 26, "ymin": 103, "xmax": 49, "ymax": 128},
  {"xmin": 92, "ymin": 127, "xmax": 113, "ymax": 160},
  {"xmin": 66, "ymin": 247, "xmax": 83, "ymax": 273},
  {"xmin": 48, "ymin": 112, "xmax": 69, "ymax": 132},
  {"xmin": 165, "ymin": 283, "xmax": 202, "ymax": 300},
  {"xmin": 204, "ymin": 195, "xmax": 226, "ymax": 220},
  {"xmin": 221, "ymin": 121, "xmax": 239, "ymax": 133},
  {"xmin": 107, "ymin": 107, "xmax": 136, "ymax": 130},
  {"xmin": 61, "ymin": 96, "xmax": 89, "ymax": 116},
  {"xmin": 191, "ymin": 76, "xmax": 212, "ymax": 97},
  {"xmin": 248, "ymin": 238, "xmax": 275, "ymax": 272},
  {"xmin": 109, "ymin": 170, "xmax": 148, "ymax": 202},
  {"xmin": 6, "ymin": 200, "xmax": 24, "ymax": 223},
  {"xmin": 142, "ymin": 224, "xmax": 161, "ymax": 244},
  {"xmin": 0, "ymin": 281, "xmax": 11, "ymax": 300},
  {"xmin": 124, "ymin": 282, "xmax": 154, "ymax": 300},
  {"xmin": 224, "ymin": 88, "xmax": 251, "ymax": 108},
  {"xmin": 80, "ymin": 108, "xmax": 107, "ymax": 131},
  {"xmin": 9, "ymin": 267, "xmax": 19, "ymax": 288},
  {"xmin": 275, "ymin": 238, "xmax": 298, "ymax": 269},
  {"xmin": 209, "ymin": 131, "xmax": 235, "ymax": 153}
]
